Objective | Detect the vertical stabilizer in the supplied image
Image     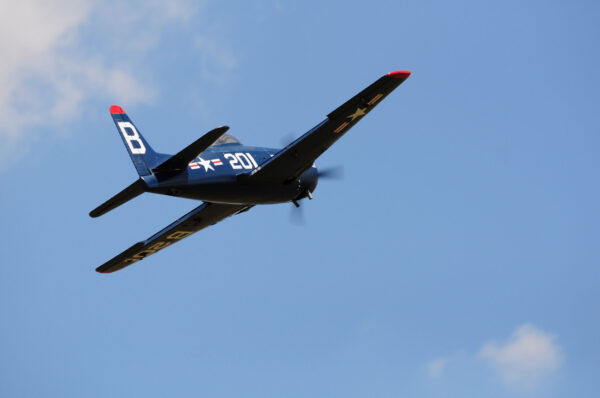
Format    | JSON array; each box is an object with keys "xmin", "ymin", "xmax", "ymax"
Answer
[{"xmin": 110, "ymin": 105, "xmax": 160, "ymax": 176}]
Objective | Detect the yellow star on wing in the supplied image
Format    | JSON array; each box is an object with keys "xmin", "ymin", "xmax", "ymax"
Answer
[{"xmin": 347, "ymin": 107, "xmax": 366, "ymax": 122}]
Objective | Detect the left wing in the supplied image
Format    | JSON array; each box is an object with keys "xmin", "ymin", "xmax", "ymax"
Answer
[
  {"xmin": 249, "ymin": 71, "xmax": 410, "ymax": 183},
  {"xmin": 96, "ymin": 202, "xmax": 251, "ymax": 273}
]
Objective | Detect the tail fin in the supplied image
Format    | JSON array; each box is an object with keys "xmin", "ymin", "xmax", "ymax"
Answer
[{"xmin": 110, "ymin": 105, "xmax": 161, "ymax": 176}]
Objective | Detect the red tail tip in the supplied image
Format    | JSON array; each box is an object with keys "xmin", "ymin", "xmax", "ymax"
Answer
[
  {"xmin": 386, "ymin": 70, "xmax": 411, "ymax": 79},
  {"xmin": 110, "ymin": 105, "xmax": 126, "ymax": 114}
]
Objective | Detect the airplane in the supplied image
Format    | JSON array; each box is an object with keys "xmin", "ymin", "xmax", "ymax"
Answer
[{"xmin": 91, "ymin": 70, "xmax": 411, "ymax": 273}]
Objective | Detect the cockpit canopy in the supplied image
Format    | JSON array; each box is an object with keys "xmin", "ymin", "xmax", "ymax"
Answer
[{"xmin": 211, "ymin": 133, "xmax": 241, "ymax": 146}]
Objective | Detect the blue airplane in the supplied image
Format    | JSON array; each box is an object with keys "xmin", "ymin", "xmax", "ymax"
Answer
[{"xmin": 91, "ymin": 70, "xmax": 411, "ymax": 273}]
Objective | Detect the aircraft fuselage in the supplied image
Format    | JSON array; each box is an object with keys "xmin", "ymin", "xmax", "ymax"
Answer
[{"xmin": 142, "ymin": 144, "xmax": 319, "ymax": 205}]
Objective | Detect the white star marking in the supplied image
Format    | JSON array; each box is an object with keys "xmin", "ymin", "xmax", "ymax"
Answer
[{"xmin": 197, "ymin": 157, "xmax": 214, "ymax": 172}]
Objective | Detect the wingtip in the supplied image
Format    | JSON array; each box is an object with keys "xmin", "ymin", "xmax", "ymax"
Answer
[
  {"xmin": 386, "ymin": 70, "xmax": 411, "ymax": 79},
  {"xmin": 96, "ymin": 264, "xmax": 119, "ymax": 273},
  {"xmin": 110, "ymin": 105, "xmax": 126, "ymax": 114}
]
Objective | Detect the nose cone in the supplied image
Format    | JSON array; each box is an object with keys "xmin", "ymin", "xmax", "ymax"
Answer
[{"xmin": 299, "ymin": 167, "xmax": 318, "ymax": 197}]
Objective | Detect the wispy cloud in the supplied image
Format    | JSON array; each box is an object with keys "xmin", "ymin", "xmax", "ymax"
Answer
[
  {"xmin": 479, "ymin": 324, "xmax": 563, "ymax": 390},
  {"xmin": 426, "ymin": 357, "xmax": 448, "ymax": 378},
  {"xmin": 194, "ymin": 35, "xmax": 239, "ymax": 83},
  {"xmin": 0, "ymin": 0, "xmax": 231, "ymax": 169}
]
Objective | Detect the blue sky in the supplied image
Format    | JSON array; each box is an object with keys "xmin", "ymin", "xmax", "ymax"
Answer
[{"xmin": 1, "ymin": 0, "xmax": 598, "ymax": 396}]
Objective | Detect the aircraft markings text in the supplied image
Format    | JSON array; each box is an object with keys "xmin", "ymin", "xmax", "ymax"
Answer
[
  {"xmin": 223, "ymin": 153, "xmax": 258, "ymax": 170},
  {"xmin": 124, "ymin": 230, "xmax": 194, "ymax": 264},
  {"xmin": 189, "ymin": 153, "xmax": 258, "ymax": 171},
  {"xmin": 117, "ymin": 122, "xmax": 146, "ymax": 155}
]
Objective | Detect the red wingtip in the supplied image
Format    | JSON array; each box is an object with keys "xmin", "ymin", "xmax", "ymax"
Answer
[
  {"xmin": 386, "ymin": 70, "xmax": 411, "ymax": 79},
  {"xmin": 110, "ymin": 105, "xmax": 126, "ymax": 114}
]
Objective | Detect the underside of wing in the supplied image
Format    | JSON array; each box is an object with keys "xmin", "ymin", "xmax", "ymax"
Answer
[
  {"xmin": 250, "ymin": 71, "xmax": 411, "ymax": 183},
  {"xmin": 96, "ymin": 202, "xmax": 251, "ymax": 273}
]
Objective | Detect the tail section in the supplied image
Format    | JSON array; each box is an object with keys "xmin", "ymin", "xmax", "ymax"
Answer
[
  {"xmin": 93, "ymin": 106, "xmax": 228, "ymax": 218},
  {"xmin": 110, "ymin": 105, "xmax": 162, "ymax": 176}
]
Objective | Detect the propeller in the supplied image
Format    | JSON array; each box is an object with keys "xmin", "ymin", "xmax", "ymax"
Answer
[
  {"xmin": 288, "ymin": 165, "xmax": 343, "ymax": 226},
  {"xmin": 289, "ymin": 202, "xmax": 305, "ymax": 225},
  {"xmin": 317, "ymin": 165, "xmax": 344, "ymax": 180}
]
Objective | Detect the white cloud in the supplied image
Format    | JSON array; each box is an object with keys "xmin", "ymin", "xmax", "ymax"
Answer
[
  {"xmin": 0, "ymin": 1, "xmax": 90, "ymax": 139},
  {"xmin": 0, "ymin": 0, "xmax": 223, "ymax": 169},
  {"xmin": 479, "ymin": 324, "xmax": 563, "ymax": 390},
  {"xmin": 426, "ymin": 357, "xmax": 448, "ymax": 378}
]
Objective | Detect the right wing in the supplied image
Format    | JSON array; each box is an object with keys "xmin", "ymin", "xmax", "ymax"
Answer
[
  {"xmin": 96, "ymin": 202, "xmax": 251, "ymax": 273},
  {"xmin": 249, "ymin": 71, "xmax": 411, "ymax": 183}
]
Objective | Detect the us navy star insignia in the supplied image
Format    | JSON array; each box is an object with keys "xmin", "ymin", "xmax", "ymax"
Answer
[
  {"xmin": 197, "ymin": 157, "xmax": 214, "ymax": 172},
  {"xmin": 348, "ymin": 107, "xmax": 366, "ymax": 122}
]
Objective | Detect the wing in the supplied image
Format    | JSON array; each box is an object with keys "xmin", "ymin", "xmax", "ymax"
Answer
[
  {"xmin": 249, "ymin": 71, "xmax": 411, "ymax": 183},
  {"xmin": 96, "ymin": 202, "xmax": 251, "ymax": 273},
  {"xmin": 152, "ymin": 126, "xmax": 229, "ymax": 173}
]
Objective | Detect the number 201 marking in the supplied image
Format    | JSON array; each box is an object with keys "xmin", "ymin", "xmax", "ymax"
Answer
[{"xmin": 224, "ymin": 153, "xmax": 258, "ymax": 170}]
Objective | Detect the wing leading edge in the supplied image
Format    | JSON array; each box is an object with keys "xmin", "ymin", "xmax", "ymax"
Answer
[
  {"xmin": 96, "ymin": 202, "xmax": 251, "ymax": 273},
  {"xmin": 250, "ymin": 70, "xmax": 411, "ymax": 183}
]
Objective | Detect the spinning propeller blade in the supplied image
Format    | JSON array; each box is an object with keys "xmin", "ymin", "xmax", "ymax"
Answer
[{"xmin": 318, "ymin": 165, "xmax": 344, "ymax": 180}]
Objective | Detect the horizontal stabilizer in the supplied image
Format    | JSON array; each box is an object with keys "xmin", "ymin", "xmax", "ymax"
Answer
[
  {"xmin": 89, "ymin": 179, "xmax": 146, "ymax": 218},
  {"xmin": 152, "ymin": 126, "xmax": 229, "ymax": 173}
]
